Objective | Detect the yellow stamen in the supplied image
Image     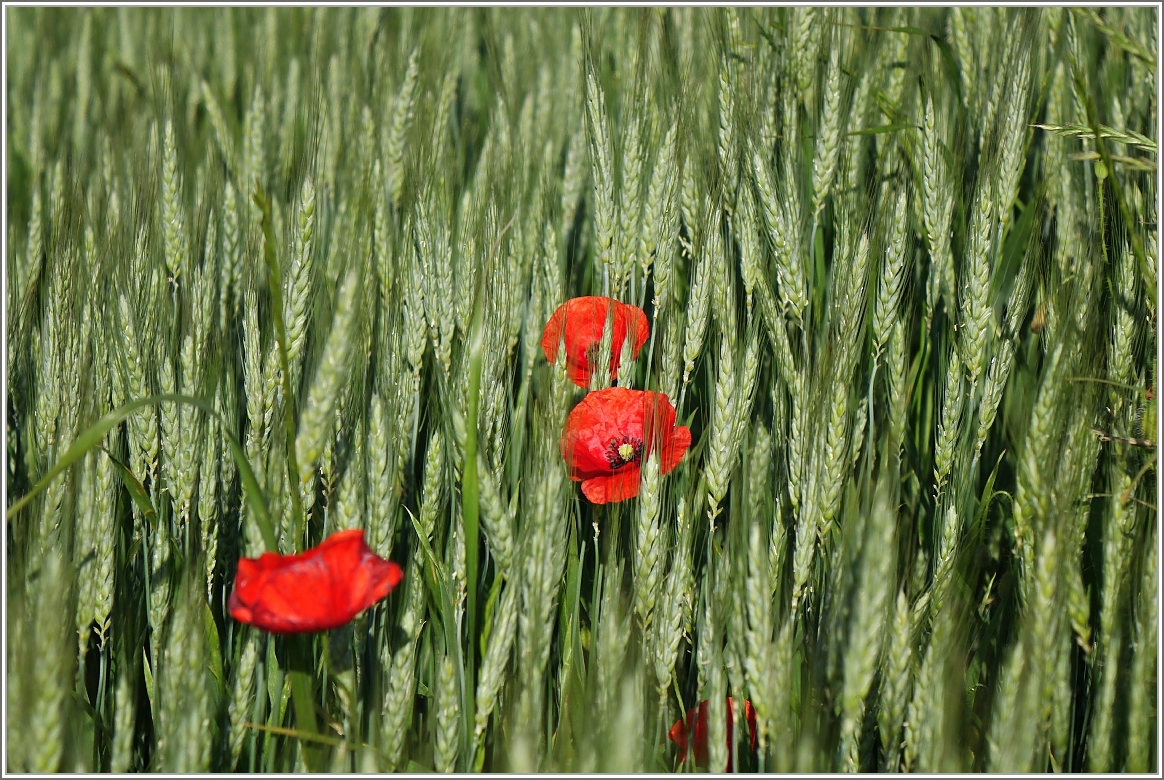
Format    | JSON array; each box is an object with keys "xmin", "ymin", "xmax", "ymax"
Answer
[{"xmin": 618, "ymin": 443, "xmax": 635, "ymax": 461}]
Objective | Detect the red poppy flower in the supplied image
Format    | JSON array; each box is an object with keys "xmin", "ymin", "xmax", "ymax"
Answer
[
  {"xmin": 559, "ymin": 387, "xmax": 691, "ymax": 504},
  {"xmin": 228, "ymin": 529, "xmax": 404, "ymax": 634},
  {"xmin": 541, "ymin": 296, "xmax": 650, "ymax": 387},
  {"xmin": 668, "ymin": 697, "xmax": 758, "ymax": 771}
]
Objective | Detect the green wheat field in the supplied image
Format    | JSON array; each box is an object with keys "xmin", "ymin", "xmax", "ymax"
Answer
[{"xmin": 4, "ymin": 6, "xmax": 1159, "ymax": 774}]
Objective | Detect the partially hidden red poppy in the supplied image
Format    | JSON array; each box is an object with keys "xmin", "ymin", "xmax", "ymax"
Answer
[
  {"xmin": 228, "ymin": 529, "xmax": 403, "ymax": 634},
  {"xmin": 559, "ymin": 387, "xmax": 691, "ymax": 504},
  {"xmin": 668, "ymin": 697, "xmax": 758, "ymax": 771},
  {"xmin": 541, "ymin": 296, "xmax": 650, "ymax": 388}
]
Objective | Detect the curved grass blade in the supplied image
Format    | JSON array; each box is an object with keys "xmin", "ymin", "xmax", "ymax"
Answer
[
  {"xmin": 98, "ymin": 445, "xmax": 156, "ymax": 528},
  {"xmin": 6, "ymin": 393, "xmax": 277, "ymax": 553}
]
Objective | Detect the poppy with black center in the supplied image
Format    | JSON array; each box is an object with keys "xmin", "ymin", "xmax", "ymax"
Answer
[{"xmin": 559, "ymin": 387, "xmax": 691, "ymax": 504}]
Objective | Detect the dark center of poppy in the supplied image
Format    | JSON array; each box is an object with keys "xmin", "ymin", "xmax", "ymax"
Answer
[{"xmin": 605, "ymin": 435, "xmax": 643, "ymax": 469}]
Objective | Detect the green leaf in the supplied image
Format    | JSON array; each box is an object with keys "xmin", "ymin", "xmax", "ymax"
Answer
[
  {"xmin": 1064, "ymin": 377, "xmax": 1155, "ymax": 401},
  {"xmin": 70, "ymin": 683, "xmax": 107, "ymax": 740},
  {"xmin": 462, "ymin": 273, "xmax": 484, "ymax": 742},
  {"xmin": 266, "ymin": 638, "xmax": 284, "ymax": 723},
  {"xmin": 408, "ymin": 508, "xmax": 461, "ymax": 724},
  {"xmin": 242, "ymin": 720, "xmax": 346, "ymax": 748},
  {"xmin": 98, "ymin": 446, "xmax": 156, "ymax": 528},
  {"xmin": 204, "ymin": 601, "xmax": 224, "ymax": 692},
  {"xmin": 975, "ymin": 450, "xmax": 1007, "ymax": 534},
  {"xmin": 996, "ymin": 184, "xmax": 1043, "ymax": 303},
  {"xmin": 7, "ymin": 393, "xmax": 277, "ymax": 553},
  {"xmin": 926, "ymin": 31, "xmax": 964, "ymax": 110},
  {"xmin": 479, "ymin": 573, "xmax": 504, "ymax": 658},
  {"xmin": 143, "ymin": 647, "xmax": 155, "ymax": 711},
  {"xmin": 1068, "ymin": 150, "xmax": 1156, "ymax": 173},
  {"xmin": 287, "ymin": 655, "xmax": 324, "ymax": 771}
]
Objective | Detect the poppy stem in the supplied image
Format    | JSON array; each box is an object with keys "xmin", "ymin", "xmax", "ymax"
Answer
[{"xmin": 287, "ymin": 637, "xmax": 325, "ymax": 770}]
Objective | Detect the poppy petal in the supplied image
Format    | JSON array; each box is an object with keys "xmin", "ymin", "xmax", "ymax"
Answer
[
  {"xmin": 541, "ymin": 297, "xmax": 650, "ymax": 388},
  {"xmin": 228, "ymin": 529, "xmax": 403, "ymax": 634},
  {"xmin": 744, "ymin": 699, "xmax": 758, "ymax": 753},
  {"xmin": 540, "ymin": 301, "xmax": 570, "ymax": 363},
  {"xmin": 667, "ymin": 717, "xmax": 690, "ymax": 762},
  {"xmin": 560, "ymin": 388, "xmax": 641, "ymax": 478},
  {"xmin": 668, "ymin": 697, "xmax": 759, "ymax": 771},
  {"xmin": 566, "ymin": 360, "xmax": 592, "ymax": 387},
  {"xmin": 580, "ymin": 468, "xmax": 642, "ymax": 504},
  {"xmin": 561, "ymin": 387, "xmax": 689, "ymax": 504},
  {"xmin": 607, "ymin": 303, "xmax": 650, "ymax": 381},
  {"xmin": 661, "ymin": 424, "xmax": 692, "ymax": 474}
]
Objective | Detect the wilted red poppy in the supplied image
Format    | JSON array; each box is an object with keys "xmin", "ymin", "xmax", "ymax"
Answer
[
  {"xmin": 559, "ymin": 387, "xmax": 691, "ymax": 504},
  {"xmin": 668, "ymin": 697, "xmax": 758, "ymax": 771},
  {"xmin": 541, "ymin": 296, "xmax": 650, "ymax": 387},
  {"xmin": 228, "ymin": 529, "xmax": 404, "ymax": 634}
]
